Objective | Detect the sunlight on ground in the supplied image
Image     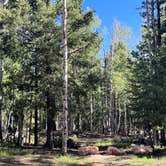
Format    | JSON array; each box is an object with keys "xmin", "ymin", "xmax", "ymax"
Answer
[
  {"xmin": 54, "ymin": 155, "xmax": 92, "ymax": 165},
  {"xmin": 0, "ymin": 148, "xmax": 165, "ymax": 166},
  {"xmin": 49, "ymin": 154, "xmax": 166, "ymax": 166}
]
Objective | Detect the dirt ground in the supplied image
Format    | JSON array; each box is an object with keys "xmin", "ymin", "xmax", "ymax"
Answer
[{"xmin": 0, "ymin": 154, "xmax": 165, "ymax": 166}]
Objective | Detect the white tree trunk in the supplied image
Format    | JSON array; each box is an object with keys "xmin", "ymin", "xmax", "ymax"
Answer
[
  {"xmin": 62, "ymin": 0, "xmax": 68, "ymax": 154},
  {"xmin": 124, "ymin": 101, "xmax": 128, "ymax": 136},
  {"xmin": 90, "ymin": 94, "xmax": 93, "ymax": 132}
]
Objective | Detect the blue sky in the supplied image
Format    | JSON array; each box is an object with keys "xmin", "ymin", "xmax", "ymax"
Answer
[
  {"xmin": 52, "ymin": 0, "xmax": 142, "ymax": 55},
  {"xmin": 82, "ymin": 0, "xmax": 142, "ymax": 54}
]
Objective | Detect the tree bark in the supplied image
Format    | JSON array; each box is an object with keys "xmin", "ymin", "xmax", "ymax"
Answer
[
  {"xmin": 151, "ymin": 0, "xmax": 157, "ymax": 51},
  {"xmin": 124, "ymin": 101, "xmax": 128, "ymax": 136},
  {"xmin": 160, "ymin": 128, "xmax": 166, "ymax": 148},
  {"xmin": 0, "ymin": 59, "xmax": 3, "ymax": 142},
  {"xmin": 108, "ymin": 89, "xmax": 112, "ymax": 134},
  {"xmin": 90, "ymin": 94, "xmax": 93, "ymax": 132},
  {"xmin": 145, "ymin": 0, "xmax": 152, "ymax": 56},
  {"xmin": 29, "ymin": 107, "xmax": 32, "ymax": 144},
  {"xmin": 34, "ymin": 103, "xmax": 38, "ymax": 146},
  {"xmin": 45, "ymin": 90, "xmax": 56, "ymax": 149},
  {"xmin": 157, "ymin": 0, "xmax": 161, "ymax": 46},
  {"xmin": 17, "ymin": 112, "xmax": 24, "ymax": 147},
  {"xmin": 62, "ymin": 0, "xmax": 68, "ymax": 154},
  {"xmin": 34, "ymin": 77, "xmax": 38, "ymax": 146},
  {"xmin": 78, "ymin": 113, "xmax": 82, "ymax": 133},
  {"xmin": 117, "ymin": 98, "xmax": 121, "ymax": 133}
]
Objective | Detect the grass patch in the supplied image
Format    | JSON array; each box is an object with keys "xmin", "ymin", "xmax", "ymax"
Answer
[
  {"xmin": 132, "ymin": 156, "xmax": 158, "ymax": 164},
  {"xmin": 94, "ymin": 140, "xmax": 130, "ymax": 148},
  {"xmin": 54, "ymin": 154, "xmax": 91, "ymax": 165},
  {"xmin": 111, "ymin": 155, "xmax": 166, "ymax": 166},
  {"xmin": 0, "ymin": 148, "xmax": 21, "ymax": 157},
  {"xmin": 94, "ymin": 140, "xmax": 114, "ymax": 147}
]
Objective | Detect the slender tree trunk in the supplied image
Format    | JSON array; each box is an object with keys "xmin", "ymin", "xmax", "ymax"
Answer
[
  {"xmin": 34, "ymin": 104, "xmax": 38, "ymax": 146},
  {"xmin": 90, "ymin": 94, "xmax": 93, "ymax": 132},
  {"xmin": 145, "ymin": 0, "xmax": 152, "ymax": 54},
  {"xmin": 68, "ymin": 114, "xmax": 74, "ymax": 134},
  {"xmin": 17, "ymin": 84, "xmax": 25, "ymax": 147},
  {"xmin": 0, "ymin": 59, "xmax": 3, "ymax": 142},
  {"xmin": 124, "ymin": 101, "xmax": 128, "ymax": 136},
  {"xmin": 56, "ymin": 114, "xmax": 59, "ymax": 131},
  {"xmin": 18, "ymin": 112, "xmax": 24, "ymax": 147},
  {"xmin": 5, "ymin": 111, "xmax": 11, "ymax": 141},
  {"xmin": 112, "ymin": 93, "xmax": 116, "ymax": 135},
  {"xmin": 157, "ymin": 0, "xmax": 161, "ymax": 46},
  {"xmin": 78, "ymin": 113, "xmax": 82, "ymax": 133},
  {"xmin": 156, "ymin": 129, "xmax": 159, "ymax": 145},
  {"xmin": 108, "ymin": 89, "xmax": 112, "ymax": 134},
  {"xmin": 114, "ymin": 93, "xmax": 118, "ymax": 135},
  {"xmin": 109, "ymin": 24, "xmax": 117, "ymax": 134},
  {"xmin": 34, "ymin": 77, "xmax": 38, "ymax": 146},
  {"xmin": 160, "ymin": 128, "xmax": 166, "ymax": 148},
  {"xmin": 117, "ymin": 98, "xmax": 121, "ymax": 133},
  {"xmin": 29, "ymin": 107, "xmax": 32, "ymax": 144},
  {"xmin": 104, "ymin": 53, "xmax": 109, "ymax": 132},
  {"xmin": 62, "ymin": 0, "xmax": 68, "ymax": 154},
  {"xmin": 151, "ymin": 0, "xmax": 156, "ymax": 51}
]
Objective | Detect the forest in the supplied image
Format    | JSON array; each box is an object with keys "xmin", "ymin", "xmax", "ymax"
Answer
[{"xmin": 0, "ymin": 0, "xmax": 165, "ymax": 165}]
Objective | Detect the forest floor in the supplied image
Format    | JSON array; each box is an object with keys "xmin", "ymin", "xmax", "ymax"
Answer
[
  {"xmin": 0, "ymin": 137, "xmax": 165, "ymax": 165},
  {"xmin": 0, "ymin": 153, "xmax": 165, "ymax": 166}
]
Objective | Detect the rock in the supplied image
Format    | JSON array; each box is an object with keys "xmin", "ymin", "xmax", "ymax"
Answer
[
  {"xmin": 144, "ymin": 145, "xmax": 153, "ymax": 154},
  {"xmin": 124, "ymin": 148, "xmax": 133, "ymax": 154},
  {"xmin": 130, "ymin": 144, "xmax": 153, "ymax": 155},
  {"xmin": 78, "ymin": 146, "xmax": 99, "ymax": 156},
  {"xmin": 106, "ymin": 146, "xmax": 124, "ymax": 156}
]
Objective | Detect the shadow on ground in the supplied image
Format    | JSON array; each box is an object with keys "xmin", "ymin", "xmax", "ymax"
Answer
[{"xmin": 0, "ymin": 156, "xmax": 55, "ymax": 165}]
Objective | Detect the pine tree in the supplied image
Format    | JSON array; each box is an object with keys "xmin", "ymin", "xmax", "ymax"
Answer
[{"xmin": 62, "ymin": 0, "xmax": 68, "ymax": 154}]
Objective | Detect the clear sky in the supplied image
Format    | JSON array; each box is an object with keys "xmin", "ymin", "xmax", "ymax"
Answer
[
  {"xmin": 52, "ymin": 0, "xmax": 142, "ymax": 55},
  {"xmin": 82, "ymin": 0, "xmax": 142, "ymax": 54}
]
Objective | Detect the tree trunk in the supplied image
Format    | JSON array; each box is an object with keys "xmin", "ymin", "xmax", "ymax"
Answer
[
  {"xmin": 29, "ymin": 107, "xmax": 32, "ymax": 144},
  {"xmin": 157, "ymin": 0, "xmax": 161, "ymax": 46},
  {"xmin": 78, "ymin": 113, "xmax": 82, "ymax": 133},
  {"xmin": 160, "ymin": 128, "xmax": 166, "ymax": 148},
  {"xmin": 68, "ymin": 114, "xmax": 74, "ymax": 134},
  {"xmin": 62, "ymin": 0, "xmax": 68, "ymax": 154},
  {"xmin": 17, "ymin": 112, "xmax": 24, "ymax": 147},
  {"xmin": 34, "ymin": 77, "xmax": 38, "ymax": 146},
  {"xmin": 145, "ymin": 0, "xmax": 153, "ymax": 56},
  {"xmin": 34, "ymin": 103, "xmax": 38, "ymax": 146},
  {"xmin": 45, "ymin": 90, "xmax": 56, "ymax": 149},
  {"xmin": 124, "ymin": 101, "xmax": 128, "ymax": 136},
  {"xmin": 112, "ymin": 93, "xmax": 116, "ymax": 135},
  {"xmin": 151, "ymin": 0, "xmax": 156, "ymax": 50},
  {"xmin": 114, "ymin": 93, "xmax": 118, "ymax": 135},
  {"xmin": 108, "ymin": 89, "xmax": 112, "ymax": 134},
  {"xmin": 0, "ymin": 59, "xmax": 3, "ymax": 142},
  {"xmin": 117, "ymin": 98, "xmax": 121, "ymax": 134},
  {"xmin": 90, "ymin": 94, "xmax": 93, "ymax": 132}
]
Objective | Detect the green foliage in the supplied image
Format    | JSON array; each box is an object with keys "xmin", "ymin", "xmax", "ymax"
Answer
[
  {"xmin": 0, "ymin": 148, "xmax": 21, "ymax": 157},
  {"xmin": 130, "ymin": 0, "xmax": 166, "ymax": 131},
  {"xmin": 94, "ymin": 140, "xmax": 130, "ymax": 148},
  {"xmin": 0, "ymin": 0, "xmax": 103, "ymax": 145}
]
